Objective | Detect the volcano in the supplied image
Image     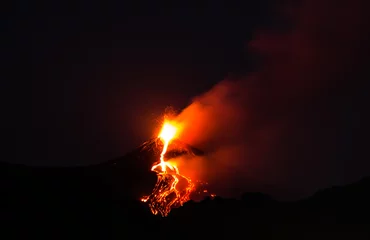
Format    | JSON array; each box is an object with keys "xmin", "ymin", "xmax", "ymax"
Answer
[
  {"xmin": 138, "ymin": 138, "xmax": 204, "ymax": 159},
  {"xmin": 95, "ymin": 138, "xmax": 205, "ymax": 201},
  {"xmin": 102, "ymin": 138, "xmax": 204, "ymax": 167},
  {"xmin": 2, "ymin": 144, "xmax": 370, "ymax": 238}
]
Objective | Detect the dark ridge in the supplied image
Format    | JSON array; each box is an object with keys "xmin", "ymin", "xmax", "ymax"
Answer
[
  {"xmin": 1, "ymin": 144, "xmax": 370, "ymax": 239},
  {"xmin": 99, "ymin": 138, "xmax": 204, "ymax": 167}
]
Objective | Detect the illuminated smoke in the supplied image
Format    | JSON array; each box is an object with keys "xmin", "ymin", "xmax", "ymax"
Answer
[{"xmin": 172, "ymin": 0, "xmax": 370, "ymax": 200}]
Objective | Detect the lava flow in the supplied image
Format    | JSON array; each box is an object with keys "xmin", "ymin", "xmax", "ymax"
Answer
[{"xmin": 141, "ymin": 120, "xmax": 196, "ymax": 217}]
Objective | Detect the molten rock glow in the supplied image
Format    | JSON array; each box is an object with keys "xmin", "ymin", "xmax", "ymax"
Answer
[{"xmin": 141, "ymin": 120, "xmax": 196, "ymax": 217}]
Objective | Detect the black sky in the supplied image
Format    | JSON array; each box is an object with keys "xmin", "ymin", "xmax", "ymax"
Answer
[
  {"xmin": 2, "ymin": 0, "xmax": 370, "ymax": 200},
  {"xmin": 3, "ymin": 0, "xmax": 273, "ymax": 165}
]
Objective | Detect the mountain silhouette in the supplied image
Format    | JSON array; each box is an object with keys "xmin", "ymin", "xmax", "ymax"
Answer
[{"xmin": 1, "ymin": 142, "xmax": 370, "ymax": 239}]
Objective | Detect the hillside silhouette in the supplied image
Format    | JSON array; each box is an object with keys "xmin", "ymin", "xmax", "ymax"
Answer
[{"xmin": 1, "ymin": 144, "xmax": 370, "ymax": 239}]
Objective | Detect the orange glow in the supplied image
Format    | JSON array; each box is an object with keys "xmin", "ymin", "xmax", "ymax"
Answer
[
  {"xmin": 155, "ymin": 122, "xmax": 178, "ymax": 172},
  {"xmin": 159, "ymin": 122, "xmax": 177, "ymax": 143},
  {"xmin": 141, "ymin": 119, "xmax": 195, "ymax": 217}
]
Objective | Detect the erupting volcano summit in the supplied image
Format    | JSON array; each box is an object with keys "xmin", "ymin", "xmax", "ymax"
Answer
[{"xmin": 141, "ymin": 119, "xmax": 208, "ymax": 216}]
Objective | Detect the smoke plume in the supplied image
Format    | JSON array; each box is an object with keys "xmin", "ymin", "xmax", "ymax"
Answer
[{"xmin": 174, "ymin": 0, "xmax": 370, "ymax": 200}]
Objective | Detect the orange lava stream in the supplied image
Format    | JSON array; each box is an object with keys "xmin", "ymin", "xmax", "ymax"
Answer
[
  {"xmin": 141, "ymin": 121, "xmax": 195, "ymax": 217},
  {"xmin": 156, "ymin": 122, "xmax": 177, "ymax": 173}
]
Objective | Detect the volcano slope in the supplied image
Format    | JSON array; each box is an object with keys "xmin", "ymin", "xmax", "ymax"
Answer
[{"xmin": 1, "ymin": 142, "xmax": 370, "ymax": 239}]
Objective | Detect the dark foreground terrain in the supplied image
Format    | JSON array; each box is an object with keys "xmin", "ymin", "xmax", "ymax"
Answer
[{"xmin": 1, "ymin": 147, "xmax": 370, "ymax": 239}]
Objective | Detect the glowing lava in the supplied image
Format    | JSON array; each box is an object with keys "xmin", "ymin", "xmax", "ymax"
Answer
[
  {"xmin": 141, "ymin": 120, "xmax": 195, "ymax": 217},
  {"xmin": 157, "ymin": 122, "xmax": 177, "ymax": 172}
]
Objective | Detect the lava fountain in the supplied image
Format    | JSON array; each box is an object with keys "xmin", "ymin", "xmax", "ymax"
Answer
[{"xmin": 141, "ymin": 120, "xmax": 196, "ymax": 217}]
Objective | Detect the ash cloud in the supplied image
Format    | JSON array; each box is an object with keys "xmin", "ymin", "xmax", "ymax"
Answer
[{"xmin": 174, "ymin": 0, "xmax": 370, "ymax": 200}]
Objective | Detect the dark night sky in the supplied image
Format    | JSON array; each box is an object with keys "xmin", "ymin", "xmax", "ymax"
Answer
[
  {"xmin": 2, "ymin": 0, "xmax": 370, "ymax": 200},
  {"xmin": 3, "ymin": 0, "xmax": 271, "ymax": 166}
]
